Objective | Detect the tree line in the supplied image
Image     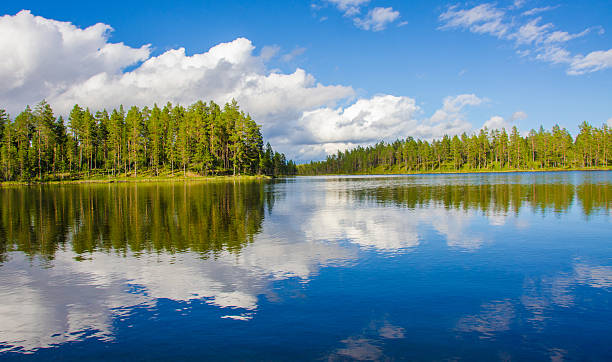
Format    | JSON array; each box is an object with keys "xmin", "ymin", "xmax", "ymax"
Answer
[
  {"xmin": 0, "ymin": 100, "xmax": 297, "ymax": 181},
  {"xmin": 298, "ymin": 123, "xmax": 610, "ymax": 175}
]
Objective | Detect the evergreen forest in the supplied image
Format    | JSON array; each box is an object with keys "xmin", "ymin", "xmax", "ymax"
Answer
[
  {"xmin": 298, "ymin": 123, "xmax": 611, "ymax": 175},
  {"xmin": 0, "ymin": 100, "xmax": 297, "ymax": 181}
]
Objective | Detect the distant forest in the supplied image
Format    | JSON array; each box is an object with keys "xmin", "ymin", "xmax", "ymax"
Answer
[
  {"xmin": 0, "ymin": 100, "xmax": 297, "ymax": 181},
  {"xmin": 298, "ymin": 123, "xmax": 611, "ymax": 175}
]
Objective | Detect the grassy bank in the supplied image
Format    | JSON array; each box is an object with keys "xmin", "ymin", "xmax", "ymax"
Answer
[{"xmin": 0, "ymin": 170, "xmax": 271, "ymax": 186}]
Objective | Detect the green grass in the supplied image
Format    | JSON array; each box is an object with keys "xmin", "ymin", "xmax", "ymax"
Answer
[{"xmin": 0, "ymin": 169, "xmax": 271, "ymax": 185}]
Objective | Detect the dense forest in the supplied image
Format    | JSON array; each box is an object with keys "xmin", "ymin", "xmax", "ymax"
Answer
[
  {"xmin": 298, "ymin": 123, "xmax": 611, "ymax": 175},
  {"xmin": 0, "ymin": 100, "xmax": 296, "ymax": 182}
]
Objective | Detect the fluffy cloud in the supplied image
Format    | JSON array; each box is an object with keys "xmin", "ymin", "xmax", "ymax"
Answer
[
  {"xmin": 439, "ymin": 3, "xmax": 611, "ymax": 75},
  {"xmin": 0, "ymin": 10, "xmax": 150, "ymax": 112},
  {"xmin": 0, "ymin": 11, "xmax": 353, "ymax": 117},
  {"xmin": 298, "ymin": 95, "xmax": 419, "ymax": 144},
  {"xmin": 482, "ymin": 115, "xmax": 509, "ymax": 130},
  {"xmin": 438, "ymin": 93, "xmax": 483, "ymax": 113},
  {"xmin": 482, "ymin": 111, "xmax": 526, "ymax": 131},
  {"xmin": 427, "ymin": 94, "xmax": 483, "ymax": 132},
  {"xmin": 354, "ymin": 7, "xmax": 400, "ymax": 31}
]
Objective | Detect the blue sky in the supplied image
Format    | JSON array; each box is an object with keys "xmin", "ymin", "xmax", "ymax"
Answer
[{"xmin": 1, "ymin": 0, "xmax": 611, "ymax": 161}]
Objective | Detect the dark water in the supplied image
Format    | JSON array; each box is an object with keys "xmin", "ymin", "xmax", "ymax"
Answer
[{"xmin": 0, "ymin": 172, "xmax": 610, "ymax": 361}]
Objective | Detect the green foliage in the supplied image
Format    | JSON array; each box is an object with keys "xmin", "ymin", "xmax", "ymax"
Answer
[
  {"xmin": 298, "ymin": 123, "xmax": 611, "ymax": 175},
  {"xmin": 0, "ymin": 100, "xmax": 296, "ymax": 182}
]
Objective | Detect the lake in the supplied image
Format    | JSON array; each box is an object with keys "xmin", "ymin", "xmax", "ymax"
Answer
[{"xmin": 0, "ymin": 171, "xmax": 610, "ymax": 360}]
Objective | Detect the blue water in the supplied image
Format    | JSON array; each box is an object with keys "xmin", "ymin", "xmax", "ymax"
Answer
[{"xmin": 0, "ymin": 172, "xmax": 610, "ymax": 360}]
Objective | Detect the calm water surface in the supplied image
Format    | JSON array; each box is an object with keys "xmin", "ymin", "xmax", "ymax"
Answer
[{"xmin": 0, "ymin": 172, "xmax": 610, "ymax": 360}]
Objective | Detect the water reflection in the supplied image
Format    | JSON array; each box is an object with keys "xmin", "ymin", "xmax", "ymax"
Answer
[
  {"xmin": 0, "ymin": 181, "xmax": 271, "ymax": 259},
  {"xmin": 0, "ymin": 181, "xmax": 354, "ymax": 353},
  {"xmin": 330, "ymin": 321, "xmax": 407, "ymax": 361},
  {"xmin": 456, "ymin": 259, "xmax": 612, "ymax": 343},
  {"xmin": 456, "ymin": 300, "xmax": 516, "ymax": 339},
  {"xmin": 1, "ymin": 174, "xmax": 609, "ymax": 259},
  {"xmin": 298, "ymin": 173, "xmax": 609, "ymax": 253},
  {"xmin": 0, "ymin": 172, "xmax": 610, "ymax": 358},
  {"xmin": 344, "ymin": 178, "xmax": 609, "ymax": 216}
]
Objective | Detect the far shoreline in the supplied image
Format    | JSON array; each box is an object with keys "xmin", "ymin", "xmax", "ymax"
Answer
[{"xmin": 296, "ymin": 167, "xmax": 612, "ymax": 177}]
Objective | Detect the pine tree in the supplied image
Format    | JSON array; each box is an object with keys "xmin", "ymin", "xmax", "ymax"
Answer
[
  {"xmin": 108, "ymin": 108, "xmax": 125, "ymax": 176},
  {"xmin": 125, "ymin": 106, "xmax": 143, "ymax": 177},
  {"xmin": 33, "ymin": 100, "xmax": 57, "ymax": 179},
  {"xmin": 0, "ymin": 109, "xmax": 16, "ymax": 180}
]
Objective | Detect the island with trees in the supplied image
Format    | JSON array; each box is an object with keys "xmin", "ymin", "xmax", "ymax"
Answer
[
  {"xmin": 0, "ymin": 100, "xmax": 297, "ymax": 182},
  {"xmin": 298, "ymin": 123, "xmax": 610, "ymax": 175}
]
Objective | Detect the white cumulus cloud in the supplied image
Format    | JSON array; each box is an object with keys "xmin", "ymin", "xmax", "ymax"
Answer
[
  {"xmin": 482, "ymin": 115, "xmax": 509, "ymax": 130},
  {"xmin": 298, "ymin": 95, "xmax": 419, "ymax": 144},
  {"xmin": 428, "ymin": 94, "xmax": 484, "ymax": 129},
  {"xmin": 0, "ymin": 10, "xmax": 150, "ymax": 112},
  {"xmin": 482, "ymin": 111, "xmax": 526, "ymax": 130}
]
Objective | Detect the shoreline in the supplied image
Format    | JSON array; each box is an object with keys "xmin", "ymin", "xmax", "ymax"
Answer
[
  {"xmin": 0, "ymin": 174, "xmax": 272, "ymax": 186},
  {"xmin": 297, "ymin": 167, "xmax": 612, "ymax": 177}
]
